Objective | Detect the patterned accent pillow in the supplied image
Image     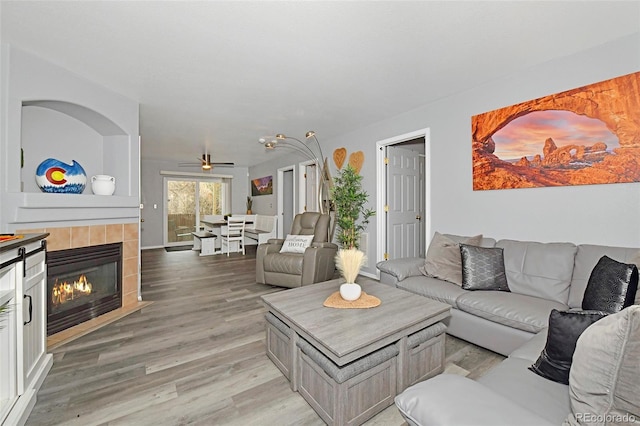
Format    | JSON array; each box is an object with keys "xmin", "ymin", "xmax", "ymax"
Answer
[
  {"xmin": 582, "ymin": 255, "xmax": 638, "ymax": 314},
  {"xmin": 459, "ymin": 244, "xmax": 509, "ymax": 291},
  {"xmin": 279, "ymin": 234, "xmax": 314, "ymax": 254},
  {"xmin": 529, "ymin": 309, "xmax": 607, "ymax": 385}
]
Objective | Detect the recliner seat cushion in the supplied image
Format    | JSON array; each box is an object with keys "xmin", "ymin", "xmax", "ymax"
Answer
[
  {"xmin": 397, "ymin": 276, "xmax": 468, "ymax": 308},
  {"xmin": 263, "ymin": 252, "xmax": 304, "ymax": 275},
  {"xmin": 456, "ymin": 291, "xmax": 568, "ymax": 333},
  {"xmin": 497, "ymin": 240, "xmax": 577, "ymax": 304}
]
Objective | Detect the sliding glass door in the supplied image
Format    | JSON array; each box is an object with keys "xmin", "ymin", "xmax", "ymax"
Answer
[{"xmin": 164, "ymin": 177, "xmax": 227, "ymax": 246}]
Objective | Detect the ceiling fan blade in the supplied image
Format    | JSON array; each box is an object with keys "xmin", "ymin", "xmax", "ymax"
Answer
[{"xmin": 178, "ymin": 154, "xmax": 234, "ymax": 168}]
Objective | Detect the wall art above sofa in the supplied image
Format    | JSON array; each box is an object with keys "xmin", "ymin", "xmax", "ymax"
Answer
[{"xmin": 472, "ymin": 71, "xmax": 640, "ymax": 191}]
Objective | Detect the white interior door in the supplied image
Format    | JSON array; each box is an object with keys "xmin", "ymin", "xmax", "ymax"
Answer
[
  {"xmin": 305, "ymin": 163, "xmax": 318, "ymax": 212},
  {"xmin": 386, "ymin": 145, "xmax": 424, "ymax": 259},
  {"xmin": 283, "ymin": 169, "xmax": 294, "ymax": 234},
  {"xmin": 277, "ymin": 166, "xmax": 296, "ymax": 238}
]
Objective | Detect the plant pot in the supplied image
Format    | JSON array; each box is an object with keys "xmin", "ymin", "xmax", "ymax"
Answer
[{"xmin": 340, "ymin": 283, "xmax": 361, "ymax": 301}]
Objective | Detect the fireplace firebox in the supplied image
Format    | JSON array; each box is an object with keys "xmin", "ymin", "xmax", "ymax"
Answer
[{"xmin": 47, "ymin": 243, "xmax": 122, "ymax": 335}]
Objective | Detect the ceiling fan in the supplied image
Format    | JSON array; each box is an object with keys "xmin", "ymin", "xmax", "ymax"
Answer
[{"xmin": 179, "ymin": 154, "xmax": 235, "ymax": 171}]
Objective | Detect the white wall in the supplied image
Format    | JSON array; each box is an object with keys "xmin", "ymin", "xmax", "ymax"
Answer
[
  {"xmin": 140, "ymin": 158, "xmax": 249, "ymax": 248},
  {"xmin": 250, "ymin": 32, "xmax": 640, "ymax": 276}
]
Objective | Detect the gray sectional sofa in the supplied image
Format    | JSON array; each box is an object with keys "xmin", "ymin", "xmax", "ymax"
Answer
[{"xmin": 376, "ymin": 235, "xmax": 640, "ymax": 425}]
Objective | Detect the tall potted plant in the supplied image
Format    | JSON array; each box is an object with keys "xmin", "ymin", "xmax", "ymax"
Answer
[{"xmin": 331, "ymin": 164, "xmax": 375, "ymax": 300}]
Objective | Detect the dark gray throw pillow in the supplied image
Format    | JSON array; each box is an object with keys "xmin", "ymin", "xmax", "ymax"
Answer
[
  {"xmin": 459, "ymin": 244, "xmax": 509, "ymax": 291},
  {"xmin": 529, "ymin": 309, "xmax": 607, "ymax": 385},
  {"xmin": 582, "ymin": 255, "xmax": 638, "ymax": 314}
]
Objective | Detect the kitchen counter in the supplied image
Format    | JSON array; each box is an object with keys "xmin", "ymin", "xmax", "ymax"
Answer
[{"xmin": 0, "ymin": 233, "xmax": 49, "ymax": 254}]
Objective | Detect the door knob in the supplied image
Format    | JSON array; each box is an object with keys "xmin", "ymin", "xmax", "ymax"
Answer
[
  {"xmin": 416, "ymin": 215, "xmax": 421, "ymax": 220},
  {"xmin": 140, "ymin": 218, "xmax": 145, "ymax": 223}
]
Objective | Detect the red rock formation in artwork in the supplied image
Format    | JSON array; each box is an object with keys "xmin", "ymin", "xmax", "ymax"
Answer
[{"xmin": 472, "ymin": 71, "xmax": 640, "ymax": 190}]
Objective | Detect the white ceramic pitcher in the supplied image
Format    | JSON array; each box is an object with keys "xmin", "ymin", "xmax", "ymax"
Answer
[{"xmin": 91, "ymin": 175, "xmax": 115, "ymax": 195}]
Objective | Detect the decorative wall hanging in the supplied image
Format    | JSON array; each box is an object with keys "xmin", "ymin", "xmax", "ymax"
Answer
[
  {"xmin": 333, "ymin": 147, "xmax": 347, "ymax": 169},
  {"xmin": 333, "ymin": 148, "xmax": 365, "ymax": 175},
  {"xmin": 348, "ymin": 151, "xmax": 365, "ymax": 174},
  {"xmin": 472, "ymin": 71, "xmax": 640, "ymax": 190},
  {"xmin": 35, "ymin": 158, "xmax": 87, "ymax": 194},
  {"xmin": 251, "ymin": 175, "xmax": 273, "ymax": 196}
]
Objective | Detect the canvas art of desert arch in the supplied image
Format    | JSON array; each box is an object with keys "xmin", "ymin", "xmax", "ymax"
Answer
[
  {"xmin": 472, "ymin": 72, "xmax": 640, "ymax": 148},
  {"xmin": 472, "ymin": 71, "xmax": 640, "ymax": 190}
]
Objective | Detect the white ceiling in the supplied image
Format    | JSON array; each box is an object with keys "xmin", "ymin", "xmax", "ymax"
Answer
[{"xmin": 2, "ymin": 1, "xmax": 639, "ymax": 167}]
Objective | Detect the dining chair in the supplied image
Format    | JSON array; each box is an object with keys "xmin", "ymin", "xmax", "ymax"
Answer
[{"xmin": 221, "ymin": 216, "xmax": 246, "ymax": 256}]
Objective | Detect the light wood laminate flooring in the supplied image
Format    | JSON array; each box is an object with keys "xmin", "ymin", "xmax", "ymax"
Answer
[{"xmin": 27, "ymin": 247, "xmax": 503, "ymax": 425}]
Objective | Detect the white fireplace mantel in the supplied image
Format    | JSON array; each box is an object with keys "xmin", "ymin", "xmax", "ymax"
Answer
[{"xmin": 4, "ymin": 193, "xmax": 140, "ymax": 228}]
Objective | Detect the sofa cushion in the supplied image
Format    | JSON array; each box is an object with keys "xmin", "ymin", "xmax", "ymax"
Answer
[
  {"xmin": 568, "ymin": 244, "xmax": 640, "ymax": 309},
  {"xmin": 397, "ymin": 276, "xmax": 468, "ymax": 308},
  {"xmin": 582, "ymin": 255, "xmax": 638, "ymax": 314},
  {"xmin": 478, "ymin": 357, "xmax": 571, "ymax": 425},
  {"xmin": 263, "ymin": 252, "xmax": 304, "ymax": 275},
  {"xmin": 529, "ymin": 309, "xmax": 607, "ymax": 385},
  {"xmin": 419, "ymin": 232, "xmax": 483, "ymax": 285},
  {"xmin": 496, "ymin": 239, "xmax": 577, "ymax": 304},
  {"xmin": 566, "ymin": 305, "xmax": 640, "ymax": 425},
  {"xmin": 395, "ymin": 374, "xmax": 553, "ymax": 426},
  {"xmin": 509, "ymin": 328, "xmax": 548, "ymax": 362},
  {"xmin": 460, "ymin": 245, "xmax": 509, "ymax": 292},
  {"xmin": 456, "ymin": 291, "xmax": 568, "ymax": 333}
]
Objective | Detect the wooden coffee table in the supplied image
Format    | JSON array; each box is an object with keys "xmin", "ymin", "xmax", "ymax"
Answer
[{"xmin": 261, "ymin": 277, "xmax": 450, "ymax": 425}]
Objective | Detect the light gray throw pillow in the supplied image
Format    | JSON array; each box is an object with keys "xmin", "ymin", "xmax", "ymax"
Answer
[
  {"xmin": 564, "ymin": 305, "xmax": 640, "ymax": 425},
  {"xmin": 419, "ymin": 232, "xmax": 483, "ymax": 286}
]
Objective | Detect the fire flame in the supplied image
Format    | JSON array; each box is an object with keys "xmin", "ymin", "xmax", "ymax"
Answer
[{"xmin": 51, "ymin": 274, "xmax": 93, "ymax": 306}]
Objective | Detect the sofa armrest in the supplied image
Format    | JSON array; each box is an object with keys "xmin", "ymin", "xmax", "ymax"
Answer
[
  {"xmin": 376, "ymin": 257, "xmax": 424, "ymax": 284},
  {"xmin": 395, "ymin": 374, "xmax": 554, "ymax": 426},
  {"xmin": 301, "ymin": 245, "xmax": 338, "ymax": 285},
  {"xmin": 256, "ymin": 241, "xmax": 285, "ymax": 284},
  {"xmin": 267, "ymin": 238, "xmax": 285, "ymax": 245},
  {"xmin": 310, "ymin": 242, "xmax": 339, "ymax": 250}
]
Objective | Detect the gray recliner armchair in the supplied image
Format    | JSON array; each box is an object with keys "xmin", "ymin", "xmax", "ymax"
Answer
[{"xmin": 256, "ymin": 212, "xmax": 338, "ymax": 288}]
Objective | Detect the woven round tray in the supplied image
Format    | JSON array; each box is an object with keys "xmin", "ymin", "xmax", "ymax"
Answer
[{"xmin": 323, "ymin": 291, "xmax": 381, "ymax": 309}]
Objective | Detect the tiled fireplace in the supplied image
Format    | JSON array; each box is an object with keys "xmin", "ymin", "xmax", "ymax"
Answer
[
  {"xmin": 17, "ymin": 223, "xmax": 140, "ymax": 341},
  {"xmin": 47, "ymin": 242, "xmax": 123, "ymax": 335}
]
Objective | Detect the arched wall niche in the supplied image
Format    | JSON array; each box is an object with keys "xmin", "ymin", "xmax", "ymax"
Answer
[
  {"xmin": 20, "ymin": 100, "xmax": 131, "ymax": 195},
  {"xmin": 22, "ymin": 100, "xmax": 127, "ymax": 136}
]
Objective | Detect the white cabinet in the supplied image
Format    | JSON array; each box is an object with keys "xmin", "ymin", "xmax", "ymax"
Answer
[
  {"xmin": 0, "ymin": 235, "xmax": 52, "ymax": 426},
  {"xmin": 0, "ymin": 264, "xmax": 19, "ymax": 424}
]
